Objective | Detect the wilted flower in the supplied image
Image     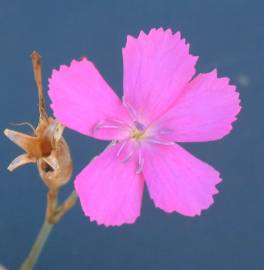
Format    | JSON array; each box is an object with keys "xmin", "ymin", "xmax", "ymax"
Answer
[
  {"xmin": 4, "ymin": 52, "xmax": 77, "ymax": 270},
  {"xmin": 49, "ymin": 28, "xmax": 241, "ymax": 226},
  {"xmin": 4, "ymin": 52, "xmax": 72, "ymax": 190}
]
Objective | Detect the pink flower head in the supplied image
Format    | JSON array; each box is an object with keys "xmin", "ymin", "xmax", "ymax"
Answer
[{"xmin": 48, "ymin": 28, "xmax": 241, "ymax": 226}]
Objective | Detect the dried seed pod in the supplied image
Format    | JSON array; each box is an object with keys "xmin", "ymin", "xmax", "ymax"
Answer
[
  {"xmin": 36, "ymin": 118, "xmax": 72, "ymax": 189},
  {"xmin": 4, "ymin": 52, "xmax": 72, "ymax": 190}
]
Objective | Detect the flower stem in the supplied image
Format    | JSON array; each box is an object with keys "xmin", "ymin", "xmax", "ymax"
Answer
[
  {"xmin": 20, "ymin": 221, "xmax": 53, "ymax": 270},
  {"xmin": 20, "ymin": 190, "xmax": 78, "ymax": 270}
]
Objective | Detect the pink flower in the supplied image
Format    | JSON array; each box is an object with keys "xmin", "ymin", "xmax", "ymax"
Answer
[{"xmin": 48, "ymin": 28, "xmax": 241, "ymax": 226}]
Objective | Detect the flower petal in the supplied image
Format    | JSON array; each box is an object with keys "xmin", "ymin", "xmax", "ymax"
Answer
[
  {"xmin": 122, "ymin": 28, "xmax": 197, "ymax": 124},
  {"xmin": 48, "ymin": 58, "xmax": 129, "ymax": 140},
  {"xmin": 75, "ymin": 144, "xmax": 144, "ymax": 226},
  {"xmin": 143, "ymin": 143, "xmax": 221, "ymax": 216},
  {"xmin": 156, "ymin": 70, "xmax": 241, "ymax": 142}
]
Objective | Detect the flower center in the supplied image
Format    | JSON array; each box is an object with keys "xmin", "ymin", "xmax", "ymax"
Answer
[{"xmin": 131, "ymin": 121, "xmax": 146, "ymax": 141}]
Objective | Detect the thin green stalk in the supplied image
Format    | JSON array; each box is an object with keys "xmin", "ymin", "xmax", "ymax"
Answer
[
  {"xmin": 20, "ymin": 190, "xmax": 77, "ymax": 270},
  {"xmin": 20, "ymin": 221, "xmax": 53, "ymax": 270}
]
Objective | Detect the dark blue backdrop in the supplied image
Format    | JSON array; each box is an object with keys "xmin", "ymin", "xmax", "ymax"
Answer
[{"xmin": 0, "ymin": 0, "xmax": 263, "ymax": 269}]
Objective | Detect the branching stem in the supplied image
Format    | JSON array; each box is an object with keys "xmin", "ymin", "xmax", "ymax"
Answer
[{"xmin": 20, "ymin": 190, "xmax": 78, "ymax": 270}]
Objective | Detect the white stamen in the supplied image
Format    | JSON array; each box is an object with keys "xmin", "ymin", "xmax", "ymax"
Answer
[
  {"xmin": 110, "ymin": 118, "xmax": 133, "ymax": 129},
  {"xmin": 110, "ymin": 119, "xmax": 127, "ymax": 125},
  {"xmin": 117, "ymin": 140, "xmax": 128, "ymax": 157},
  {"xmin": 122, "ymin": 150, "xmax": 134, "ymax": 163},
  {"xmin": 93, "ymin": 122, "xmax": 120, "ymax": 134},
  {"xmin": 123, "ymin": 100, "xmax": 138, "ymax": 120},
  {"xmin": 136, "ymin": 151, "xmax": 144, "ymax": 174},
  {"xmin": 147, "ymin": 138, "xmax": 174, "ymax": 145},
  {"xmin": 98, "ymin": 124, "xmax": 120, "ymax": 129},
  {"xmin": 158, "ymin": 128, "xmax": 174, "ymax": 135}
]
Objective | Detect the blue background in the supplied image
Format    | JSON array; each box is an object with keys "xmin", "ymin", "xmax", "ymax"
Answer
[{"xmin": 0, "ymin": 0, "xmax": 263, "ymax": 269}]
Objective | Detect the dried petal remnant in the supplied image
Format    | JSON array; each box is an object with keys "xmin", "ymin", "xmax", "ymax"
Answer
[{"xmin": 4, "ymin": 51, "xmax": 72, "ymax": 190}]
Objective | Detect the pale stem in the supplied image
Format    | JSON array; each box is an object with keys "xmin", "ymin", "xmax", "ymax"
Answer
[
  {"xmin": 20, "ymin": 190, "xmax": 78, "ymax": 270},
  {"xmin": 20, "ymin": 221, "xmax": 53, "ymax": 270}
]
